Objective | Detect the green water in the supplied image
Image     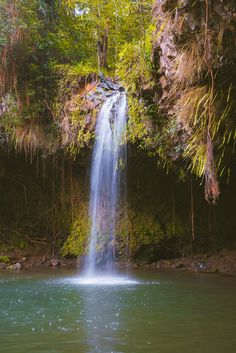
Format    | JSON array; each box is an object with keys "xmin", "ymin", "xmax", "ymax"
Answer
[{"xmin": 0, "ymin": 269, "xmax": 235, "ymax": 353}]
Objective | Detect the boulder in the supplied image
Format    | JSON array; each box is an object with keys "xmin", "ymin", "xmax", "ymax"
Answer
[
  {"xmin": 50, "ymin": 259, "xmax": 60, "ymax": 267},
  {"xmin": 6, "ymin": 262, "xmax": 22, "ymax": 271}
]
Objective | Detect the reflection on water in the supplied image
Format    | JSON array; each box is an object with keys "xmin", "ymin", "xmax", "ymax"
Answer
[
  {"xmin": 83, "ymin": 282, "xmax": 125, "ymax": 352},
  {"xmin": 0, "ymin": 270, "xmax": 236, "ymax": 353}
]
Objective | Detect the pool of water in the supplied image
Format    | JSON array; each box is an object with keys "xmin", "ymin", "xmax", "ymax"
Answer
[{"xmin": 0, "ymin": 269, "xmax": 235, "ymax": 353}]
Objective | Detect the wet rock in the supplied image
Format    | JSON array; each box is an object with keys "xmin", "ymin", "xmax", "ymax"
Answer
[
  {"xmin": 173, "ymin": 258, "xmax": 190, "ymax": 270},
  {"xmin": 0, "ymin": 263, "xmax": 7, "ymax": 270},
  {"xmin": 94, "ymin": 86, "xmax": 105, "ymax": 94},
  {"xmin": 75, "ymin": 256, "xmax": 86, "ymax": 268},
  {"xmin": 6, "ymin": 262, "xmax": 22, "ymax": 271},
  {"xmin": 50, "ymin": 259, "xmax": 60, "ymax": 267},
  {"xmin": 60, "ymin": 258, "xmax": 76, "ymax": 267},
  {"xmin": 23, "ymin": 262, "xmax": 34, "ymax": 269},
  {"xmin": 193, "ymin": 262, "xmax": 216, "ymax": 273},
  {"xmin": 145, "ymin": 251, "xmax": 236, "ymax": 274},
  {"xmin": 100, "ymin": 78, "xmax": 120, "ymax": 91},
  {"xmin": 195, "ymin": 262, "xmax": 207, "ymax": 272}
]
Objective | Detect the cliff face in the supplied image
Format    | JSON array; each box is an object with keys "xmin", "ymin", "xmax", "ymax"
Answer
[
  {"xmin": 0, "ymin": 146, "xmax": 236, "ymax": 265},
  {"xmin": 153, "ymin": 0, "xmax": 236, "ymax": 90},
  {"xmin": 151, "ymin": 0, "xmax": 236, "ymax": 203}
]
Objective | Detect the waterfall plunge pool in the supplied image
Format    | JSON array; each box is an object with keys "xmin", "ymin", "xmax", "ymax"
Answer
[
  {"xmin": 60, "ymin": 274, "xmax": 140, "ymax": 286},
  {"xmin": 0, "ymin": 269, "xmax": 236, "ymax": 353}
]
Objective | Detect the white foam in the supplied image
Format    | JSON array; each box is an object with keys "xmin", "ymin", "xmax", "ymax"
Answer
[{"xmin": 64, "ymin": 275, "xmax": 139, "ymax": 286}]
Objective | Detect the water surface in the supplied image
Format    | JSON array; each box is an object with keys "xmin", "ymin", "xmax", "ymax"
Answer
[{"xmin": 0, "ymin": 269, "xmax": 235, "ymax": 353}]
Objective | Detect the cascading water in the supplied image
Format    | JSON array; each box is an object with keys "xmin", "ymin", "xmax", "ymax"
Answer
[{"xmin": 86, "ymin": 92, "xmax": 127, "ymax": 276}]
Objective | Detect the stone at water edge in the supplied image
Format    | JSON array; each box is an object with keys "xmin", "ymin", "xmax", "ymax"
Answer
[
  {"xmin": 50, "ymin": 259, "xmax": 60, "ymax": 267},
  {"xmin": 6, "ymin": 262, "xmax": 22, "ymax": 271},
  {"xmin": 0, "ymin": 263, "xmax": 7, "ymax": 270}
]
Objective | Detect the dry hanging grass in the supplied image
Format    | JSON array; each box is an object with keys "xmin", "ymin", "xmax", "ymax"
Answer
[
  {"xmin": 173, "ymin": 38, "xmax": 205, "ymax": 87},
  {"xmin": 14, "ymin": 121, "xmax": 47, "ymax": 160},
  {"xmin": 173, "ymin": 84, "xmax": 233, "ymax": 203},
  {"xmin": 173, "ymin": 86, "xmax": 210, "ymax": 131}
]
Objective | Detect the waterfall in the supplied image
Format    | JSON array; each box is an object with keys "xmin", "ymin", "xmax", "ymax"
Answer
[{"xmin": 87, "ymin": 92, "xmax": 127, "ymax": 275}]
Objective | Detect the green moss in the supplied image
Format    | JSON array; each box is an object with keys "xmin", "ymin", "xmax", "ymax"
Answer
[
  {"xmin": 0, "ymin": 255, "xmax": 10, "ymax": 263},
  {"xmin": 127, "ymin": 96, "xmax": 150, "ymax": 145},
  {"xmin": 52, "ymin": 62, "xmax": 99, "ymax": 155},
  {"xmin": 130, "ymin": 215, "xmax": 165, "ymax": 250},
  {"xmin": 61, "ymin": 209, "xmax": 168, "ymax": 260},
  {"xmin": 61, "ymin": 217, "xmax": 89, "ymax": 257},
  {"xmin": 53, "ymin": 62, "xmax": 97, "ymax": 78},
  {"xmin": 115, "ymin": 212, "xmax": 167, "ymax": 260}
]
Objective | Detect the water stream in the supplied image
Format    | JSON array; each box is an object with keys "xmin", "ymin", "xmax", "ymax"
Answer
[{"xmin": 86, "ymin": 92, "xmax": 127, "ymax": 276}]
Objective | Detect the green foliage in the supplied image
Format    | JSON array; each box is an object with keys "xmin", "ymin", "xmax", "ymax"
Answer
[
  {"xmin": 0, "ymin": 255, "xmax": 10, "ymax": 263},
  {"xmin": 0, "ymin": 232, "xmax": 29, "ymax": 251},
  {"xmin": 53, "ymin": 63, "xmax": 97, "ymax": 154},
  {"xmin": 61, "ymin": 210, "xmax": 167, "ymax": 260},
  {"xmin": 0, "ymin": 0, "xmax": 154, "ymax": 157},
  {"xmin": 62, "ymin": 0, "xmax": 153, "ymax": 68},
  {"xmin": 127, "ymin": 96, "xmax": 149, "ymax": 144},
  {"xmin": 115, "ymin": 212, "xmax": 166, "ymax": 260},
  {"xmin": 0, "ymin": 0, "xmax": 41, "ymax": 47},
  {"xmin": 116, "ymin": 26, "xmax": 157, "ymax": 150},
  {"xmin": 14, "ymin": 237, "xmax": 29, "ymax": 250},
  {"xmin": 0, "ymin": 244, "xmax": 12, "ymax": 252},
  {"xmin": 55, "ymin": 62, "xmax": 97, "ymax": 77},
  {"xmin": 130, "ymin": 215, "xmax": 165, "ymax": 251},
  {"xmin": 0, "ymin": 0, "xmax": 234, "ymax": 206},
  {"xmin": 61, "ymin": 218, "xmax": 89, "ymax": 257},
  {"xmin": 116, "ymin": 26, "xmax": 155, "ymax": 94}
]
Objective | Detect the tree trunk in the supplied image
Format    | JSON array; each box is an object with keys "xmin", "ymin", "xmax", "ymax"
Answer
[{"xmin": 97, "ymin": 27, "xmax": 108, "ymax": 69}]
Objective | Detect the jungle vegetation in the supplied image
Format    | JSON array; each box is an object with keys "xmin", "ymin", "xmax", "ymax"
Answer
[{"xmin": 0, "ymin": 0, "xmax": 236, "ymax": 258}]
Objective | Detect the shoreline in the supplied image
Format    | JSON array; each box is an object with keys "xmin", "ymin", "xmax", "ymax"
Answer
[{"xmin": 0, "ymin": 249, "xmax": 235, "ymax": 276}]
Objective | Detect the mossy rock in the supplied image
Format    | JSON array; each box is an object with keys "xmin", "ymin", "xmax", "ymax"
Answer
[{"xmin": 61, "ymin": 217, "xmax": 89, "ymax": 257}]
